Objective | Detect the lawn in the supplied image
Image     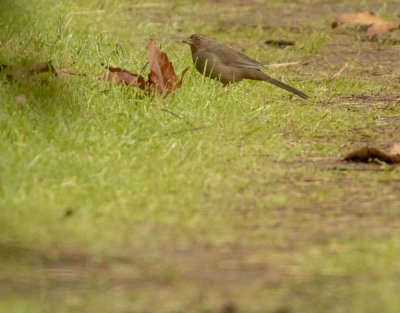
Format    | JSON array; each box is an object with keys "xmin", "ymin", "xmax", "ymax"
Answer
[{"xmin": 1, "ymin": 0, "xmax": 400, "ymax": 312}]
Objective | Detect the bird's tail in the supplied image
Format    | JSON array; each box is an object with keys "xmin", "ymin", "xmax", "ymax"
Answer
[{"xmin": 246, "ymin": 71, "xmax": 309, "ymax": 99}]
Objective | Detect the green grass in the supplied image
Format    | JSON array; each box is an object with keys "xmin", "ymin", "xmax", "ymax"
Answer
[{"xmin": 1, "ymin": 0, "xmax": 400, "ymax": 312}]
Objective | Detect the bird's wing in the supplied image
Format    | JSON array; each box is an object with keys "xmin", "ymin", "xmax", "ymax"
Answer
[{"xmin": 210, "ymin": 43, "xmax": 262, "ymax": 70}]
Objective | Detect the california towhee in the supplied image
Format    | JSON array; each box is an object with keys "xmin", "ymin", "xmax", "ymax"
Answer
[{"xmin": 183, "ymin": 34, "xmax": 308, "ymax": 99}]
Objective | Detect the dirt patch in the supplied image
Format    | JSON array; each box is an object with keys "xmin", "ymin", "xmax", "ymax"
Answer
[
  {"xmin": 319, "ymin": 92, "xmax": 400, "ymax": 145},
  {"xmin": 199, "ymin": 0, "xmax": 399, "ymax": 30},
  {"xmin": 298, "ymin": 31, "xmax": 400, "ymax": 80},
  {"xmin": 0, "ymin": 242, "xmax": 298, "ymax": 297},
  {"xmin": 331, "ymin": 92, "xmax": 400, "ymax": 108},
  {"xmin": 371, "ymin": 114, "xmax": 400, "ymax": 142}
]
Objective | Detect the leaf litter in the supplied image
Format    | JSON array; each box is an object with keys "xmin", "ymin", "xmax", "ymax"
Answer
[
  {"xmin": 332, "ymin": 11, "xmax": 400, "ymax": 40},
  {"xmin": 343, "ymin": 143, "xmax": 400, "ymax": 164},
  {"xmin": 2, "ymin": 60, "xmax": 85, "ymax": 80},
  {"xmin": 103, "ymin": 39, "xmax": 188, "ymax": 96},
  {"xmin": 2, "ymin": 40, "xmax": 188, "ymax": 97},
  {"xmin": 102, "ymin": 64, "xmax": 147, "ymax": 89},
  {"xmin": 3, "ymin": 61, "xmax": 70, "ymax": 79}
]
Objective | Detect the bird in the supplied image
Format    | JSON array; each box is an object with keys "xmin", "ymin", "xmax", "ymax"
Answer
[{"xmin": 183, "ymin": 34, "xmax": 308, "ymax": 99}]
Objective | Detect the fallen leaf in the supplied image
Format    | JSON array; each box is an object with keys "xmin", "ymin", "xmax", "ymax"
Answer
[
  {"xmin": 386, "ymin": 142, "xmax": 400, "ymax": 156},
  {"xmin": 343, "ymin": 146, "xmax": 400, "ymax": 164},
  {"xmin": 15, "ymin": 94, "xmax": 27, "ymax": 105},
  {"xmin": 169, "ymin": 67, "xmax": 189, "ymax": 91},
  {"xmin": 52, "ymin": 66, "xmax": 73, "ymax": 79},
  {"xmin": 219, "ymin": 303, "xmax": 237, "ymax": 313},
  {"xmin": 102, "ymin": 40, "xmax": 188, "ymax": 96},
  {"xmin": 6, "ymin": 61, "xmax": 73, "ymax": 79},
  {"xmin": 8, "ymin": 61, "xmax": 54, "ymax": 79},
  {"xmin": 102, "ymin": 64, "xmax": 146, "ymax": 89},
  {"xmin": 146, "ymin": 39, "xmax": 188, "ymax": 95},
  {"xmin": 332, "ymin": 11, "xmax": 400, "ymax": 39},
  {"xmin": 64, "ymin": 207, "xmax": 75, "ymax": 218}
]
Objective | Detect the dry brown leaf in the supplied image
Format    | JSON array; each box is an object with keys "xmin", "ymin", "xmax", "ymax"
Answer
[
  {"xmin": 15, "ymin": 94, "xmax": 27, "ymax": 105},
  {"xmin": 146, "ymin": 39, "xmax": 188, "ymax": 96},
  {"xmin": 343, "ymin": 146, "xmax": 400, "ymax": 164},
  {"xmin": 171, "ymin": 67, "xmax": 189, "ymax": 91},
  {"xmin": 332, "ymin": 11, "xmax": 400, "ymax": 39},
  {"xmin": 102, "ymin": 64, "xmax": 146, "ymax": 89},
  {"xmin": 386, "ymin": 143, "xmax": 400, "ymax": 156},
  {"xmin": 6, "ymin": 61, "xmax": 73, "ymax": 79},
  {"xmin": 102, "ymin": 40, "xmax": 188, "ymax": 96},
  {"xmin": 219, "ymin": 303, "xmax": 237, "ymax": 313},
  {"xmin": 52, "ymin": 66, "xmax": 73, "ymax": 79},
  {"xmin": 8, "ymin": 61, "xmax": 54, "ymax": 79}
]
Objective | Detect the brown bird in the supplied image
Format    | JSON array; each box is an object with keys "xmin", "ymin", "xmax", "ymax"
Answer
[{"xmin": 183, "ymin": 34, "xmax": 308, "ymax": 99}]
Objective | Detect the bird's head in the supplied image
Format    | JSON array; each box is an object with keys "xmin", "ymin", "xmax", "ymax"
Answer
[{"xmin": 183, "ymin": 34, "xmax": 209, "ymax": 49}]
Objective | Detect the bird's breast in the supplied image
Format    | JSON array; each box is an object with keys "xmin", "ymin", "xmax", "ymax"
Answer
[{"xmin": 193, "ymin": 50, "xmax": 245, "ymax": 84}]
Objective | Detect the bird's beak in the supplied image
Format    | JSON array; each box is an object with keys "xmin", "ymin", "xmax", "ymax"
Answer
[{"xmin": 182, "ymin": 37, "xmax": 193, "ymax": 45}]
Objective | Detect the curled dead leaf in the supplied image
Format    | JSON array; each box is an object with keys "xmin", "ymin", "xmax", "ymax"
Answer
[
  {"xmin": 343, "ymin": 146, "xmax": 400, "ymax": 164},
  {"xmin": 6, "ymin": 61, "xmax": 74, "ymax": 79},
  {"xmin": 102, "ymin": 40, "xmax": 188, "ymax": 96},
  {"xmin": 8, "ymin": 61, "xmax": 54, "ymax": 79},
  {"xmin": 15, "ymin": 94, "xmax": 27, "ymax": 105},
  {"xmin": 52, "ymin": 66, "xmax": 73, "ymax": 79},
  {"xmin": 101, "ymin": 64, "xmax": 146, "ymax": 89},
  {"xmin": 171, "ymin": 67, "xmax": 189, "ymax": 91},
  {"xmin": 332, "ymin": 11, "xmax": 400, "ymax": 39},
  {"xmin": 146, "ymin": 39, "xmax": 189, "ymax": 96},
  {"xmin": 387, "ymin": 142, "xmax": 400, "ymax": 156}
]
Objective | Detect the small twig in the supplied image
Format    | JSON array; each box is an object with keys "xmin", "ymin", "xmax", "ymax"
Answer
[
  {"xmin": 311, "ymin": 111, "xmax": 329, "ymax": 133},
  {"xmin": 332, "ymin": 62, "xmax": 348, "ymax": 79},
  {"xmin": 71, "ymin": 10, "xmax": 105, "ymax": 15},
  {"xmin": 161, "ymin": 107, "xmax": 198, "ymax": 128},
  {"xmin": 318, "ymin": 112, "xmax": 329, "ymax": 121},
  {"xmin": 164, "ymin": 123, "xmax": 214, "ymax": 137},
  {"xmin": 267, "ymin": 61, "xmax": 300, "ymax": 68},
  {"xmin": 139, "ymin": 61, "xmax": 149, "ymax": 74},
  {"xmin": 160, "ymin": 108, "xmax": 182, "ymax": 119},
  {"xmin": 135, "ymin": 123, "xmax": 214, "ymax": 141}
]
